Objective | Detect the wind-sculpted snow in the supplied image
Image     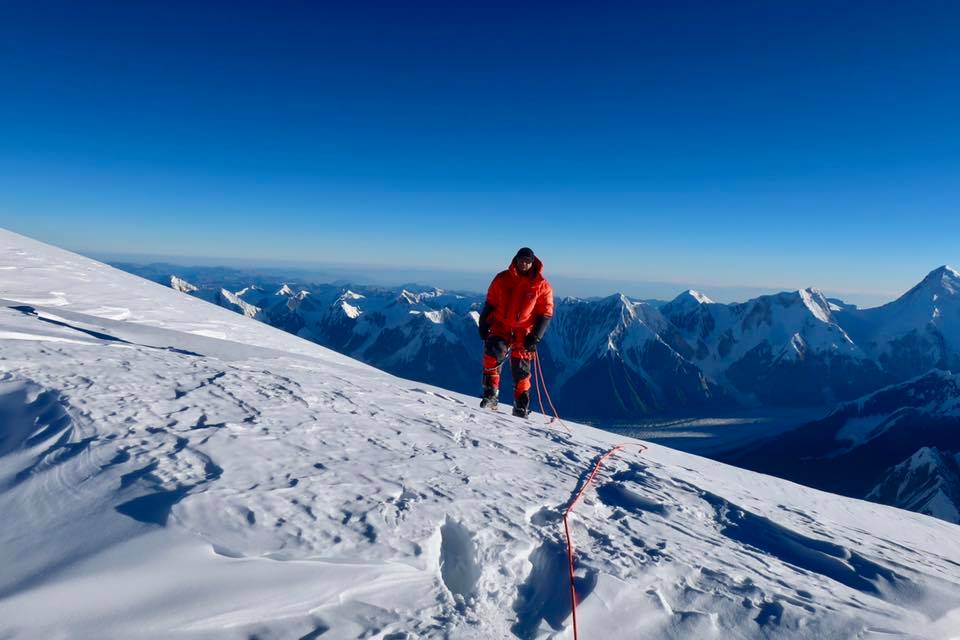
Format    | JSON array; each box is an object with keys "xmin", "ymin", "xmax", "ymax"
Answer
[
  {"xmin": 3, "ymin": 229, "xmax": 960, "ymax": 638},
  {"xmin": 0, "ymin": 380, "xmax": 75, "ymax": 486}
]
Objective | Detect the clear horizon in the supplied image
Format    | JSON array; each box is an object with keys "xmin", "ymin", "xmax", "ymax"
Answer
[
  {"xmin": 2, "ymin": 2, "xmax": 958, "ymax": 305},
  {"xmin": 83, "ymin": 243, "xmax": 940, "ymax": 309}
]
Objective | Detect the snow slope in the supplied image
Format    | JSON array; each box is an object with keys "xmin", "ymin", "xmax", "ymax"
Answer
[{"xmin": 3, "ymin": 228, "xmax": 960, "ymax": 639}]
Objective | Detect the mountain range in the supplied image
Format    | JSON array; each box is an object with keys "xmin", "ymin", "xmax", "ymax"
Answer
[
  {"xmin": 730, "ymin": 369, "xmax": 960, "ymax": 523},
  {"xmin": 133, "ymin": 264, "xmax": 960, "ymax": 419},
  {"xmin": 5, "ymin": 229, "xmax": 960, "ymax": 638}
]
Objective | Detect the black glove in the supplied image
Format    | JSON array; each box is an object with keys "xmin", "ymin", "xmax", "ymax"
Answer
[
  {"xmin": 478, "ymin": 302, "xmax": 494, "ymax": 340},
  {"xmin": 530, "ymin": 315, "xmax": 552, "ymax": 347},
  {"xmin": 524, "ymin": 333, "xmax": 540, "ymax": 352}
]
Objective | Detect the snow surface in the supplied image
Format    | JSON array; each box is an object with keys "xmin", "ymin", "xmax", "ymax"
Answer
[{"xmin": 3, "ymin": 228, "xmax": 960, "ymax": 639}]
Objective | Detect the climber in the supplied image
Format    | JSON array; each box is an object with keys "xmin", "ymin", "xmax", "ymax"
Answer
[{"xmin": 476, "ymin": 247, "xmax": 554, "ymax": 417}]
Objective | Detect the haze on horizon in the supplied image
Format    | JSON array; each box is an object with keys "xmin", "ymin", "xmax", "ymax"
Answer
[
  {"xmin": 2, "ymin": 1, "xmax": 958, "ymax": 306},
  {"xmin": 93, "ymin": 245, "xmax": 953, "ymax": 309}
]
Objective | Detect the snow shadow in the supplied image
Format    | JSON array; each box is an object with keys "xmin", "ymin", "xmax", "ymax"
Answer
[
  {"xmin": 0, "ymin": 381, "xmax": 72, "ymax": 458},
  {"xmin": 297, "ymin": 622, "xmax": 330, "ymax": 639},
  {"xmin": 115, "ymin": 488, "xmax": 191, "ymax": 526},
  {"xmin": 0, "ymin": 380, "xmax": 91, "ymax": 488},
  {"xmin": 511, "ymin": 540, "xmax": 597, "ymax": 639},
  {"xmin": 113, "ymin": 442, "xmax": 222, "ymax": 527},
  {"xmin": 7, "ymin": 304, "xmax": 202, "ymax": 357},
  {"xmin": 596, "ymin": 482, "xmax": 667, "ymax": 516},
  {"xmin": 703, "ymin": 493, "xmax": 902, "ymax": 595},
  {"xmin": 439, "ymin": 516, "xmax": 481, "ymax": 603}
]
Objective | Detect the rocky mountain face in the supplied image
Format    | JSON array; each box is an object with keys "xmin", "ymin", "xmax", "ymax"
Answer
[
  {"xmin": 661, "ymin": 287, "xmax": 889, "ymax": 406},
  {"xmin": 541, "ymin": 294, "xmax": 724, "ymax": 418},
  {"xmin": 190, "ymin": 280, "xmax": 483, "ymax": 397},
  {"xmin": 868, "ymin": 447, "xmax": 960, "ymax": 523},
  {"xmin": 728, "ymin": 370, "xmax": 960, "ymax": 523}
]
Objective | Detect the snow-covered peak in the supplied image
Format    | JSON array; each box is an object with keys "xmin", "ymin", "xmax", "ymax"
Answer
[
  {"xmin": 663, "ymin": 289, "xmax": 713, "ymax": 312},
  {"xmin": 409, "ymin": 308, "xmax": 451, "ymax": 324},
  {"xmin": 417, "ymin": 287, "xmax": 446, "ymax": 299},
  {"xmin": 684, "ymin": 289, "xmax": 713, "ymax": 305},
  {"xmin": 852, "ymin": 265, "xmax": 960, "ymax": 364},
  {"xmin": 666, "ymin": 286, "xmax": 862, "ymax": 378},
  {"xmin": 340, "ymin": 300, "xmax": 361, "ymax": 319},
  {"xmin": 397, "ymin": 289, "xmax": 419, "ymax": 305},
  {"xmin": 275, "ymin": 283, "xmax": 296, "ymax": 297},
  {"xmin": 798, "ymin": 287, "xmax": 833, "ymax": 324},
  {"xmin": 827, "ymin": 298, "xmax": 858, "ymax": 313},
  {"xmin": 868, "ymin": 447, "xmax": 960, "ymax": 524},
  {"xmin": 899, "ymin": 265, "xmax": 960, "ymax": 303},
  {"xmin": 921, "ymin": 265, "xmax": 960, "ymax": 290},
  {"xmin": 597, "ymin": 292, "xmax": 633, "ymax": 310},
  {"xmin": 906, "ymin": 446, "xmax": 952, "ymax": 471},
  {"xmin": 218, "ymin": 288, "xmax": 263, "ymax": 319},
  {"xmin": 329, "ymin": 291, "xmax": 365, "ymax": 319},
  {"xmin": 235, "ymin": 285, "xmax": 264, "ymax": 298},
  {"xmin": 924, "ymin": 264, "xmax": 960, "ymax": 282},
  {"xmin": 170, "ymin": 276, "xmax": 198, "ymax": 293},
  {"xmin": 598, "ymin": 293, "xmax": 640, "ymax": 330}
]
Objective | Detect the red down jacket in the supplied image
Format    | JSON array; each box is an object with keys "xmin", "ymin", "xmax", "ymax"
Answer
[{"xmin": 485, "ymin": 256, "xmax": 554, "ymax": 333}]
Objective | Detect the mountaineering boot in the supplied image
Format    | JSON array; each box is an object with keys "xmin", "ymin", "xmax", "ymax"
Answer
[
  {"xmin": 480, "ymin": 388, "xmax": 499, "ymax": 411},
  {"xmin": 512, "ymin": 390, "xmax": 530, "ymax": 418}
]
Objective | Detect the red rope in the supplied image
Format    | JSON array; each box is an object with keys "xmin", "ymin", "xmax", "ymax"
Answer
[
  {"xmin": 533, "ymin": 353, "xmax": 571, "ymax": 432},
  {"xmin": 501, "ymin": 342, "xmax": 650, "ymax": 638},
  {"xmin": 562, "ymin": 442, "xmax": 647, "ymax": 640},
  {"xmin": 532, "ymin": 351, "xmax": 547, "ymax": 421}
]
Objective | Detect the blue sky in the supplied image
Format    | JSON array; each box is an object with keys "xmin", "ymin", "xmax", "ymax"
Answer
[{"xmin": 1, "ymin": 1, "xmax": 958, "ymax": 305}]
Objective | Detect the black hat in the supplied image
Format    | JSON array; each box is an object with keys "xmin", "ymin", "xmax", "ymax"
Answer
[{"xmin": 515, "ymin": 247, "xmax": 535, "ymax": 260}]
